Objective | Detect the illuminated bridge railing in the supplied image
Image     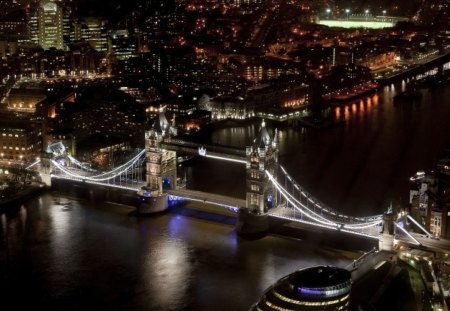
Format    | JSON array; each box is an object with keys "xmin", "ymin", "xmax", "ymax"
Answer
[
  {"xmin": 51, "ymin": 150, "xmax": 146, "ymax": 190},
  {"xmin": 266, "ymin": 167, "xmax": 383, "ymax": 239},
  {"xmin": 166, "ymin": 188, "xmax": 245, "ymax": 213},
  {"xmin": 161, "ymin": 139, "xmax": 246, "ymax": 158}
]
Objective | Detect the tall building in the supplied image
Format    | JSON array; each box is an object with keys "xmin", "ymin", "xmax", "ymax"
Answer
[
  {"xmin": 73, "ymin": 17, "xmax": 108, "ymax": 52},
  {"xmin": 28, "ymin": 10, "xmax": 38, "ymax": 45},
  {"xmin": 37, "ymin": 0, "xmax": 63, "ymax": 50}
]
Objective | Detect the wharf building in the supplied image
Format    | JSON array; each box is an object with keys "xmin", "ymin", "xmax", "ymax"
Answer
[
  {"xmin": 253, "ymin": 266, "xmax": 352, "ymax": 310},
  {"xmin": 0, "ymin": 120, "xmax": 42, "ymax": 163},
  {"xmin": 409, "ymin": 154, "xmax": 450, "ymax": 238},
  {"xmin": 4, "ymin": 84, "xmax": 46, "ymax": 114}
]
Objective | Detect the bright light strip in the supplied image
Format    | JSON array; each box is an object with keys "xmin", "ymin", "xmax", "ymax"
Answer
[
  {"xmin": 202, "ymin": 154, "xmax": 247, "ymax": 164},
  {"xmin": 25, "ymin": 159, "xmax": 41, "ymax": 170},
  {"xmin": 52, "ymin": 150, "xmax": 144, "ymax": 181},
  {"xmin": 269, "ymin": 213, "xmax": 338, "ymax": 231},
  {"xmin": 270, "ymin": 210, "xmax": 380, "ymax": 239},
  {"xmin": 68, "ymin": 156, "xmax": 97, "ymax": 172},
  {"xmin": 266, "ymin": 171, "xmax": 338, "ymax": 226},
  {"xmin": 268, "ymin": 171, "xmax": 336, "ymax": 224},
  {"xmin": 168, "ymin": 195, "xmax": 240, "ymax": 213},
  {"xmin": 270, "ymin": 171, "xmax": 380, "ymax": 229},
  {"xmin": 83, "ymin": 149, "xmax": 145, "ymax": 178},
  {"xmin": 278, "ymin": 165, "xmax": 383, "ymax": 224},
  {"xmin": 52, "ymin": 174, "xmax": 143, "ymax": 191},
  {"xmin": 395, "ymin": 222, "xmax": 421, "ymax": 245},
  {"xmin": 52, "ymin": 159, "xmax": 137, "ymax": 182},
  {"xmin": 268, "ymin": 171, "xmax": 334, "ymax": 224},
  {"xmin": 407, "ymin": 215, "xmax": 433, "ymax": 237},
  {"xmin": 343, "ymin": 221, "xmax": 383, "ymax": 230}
]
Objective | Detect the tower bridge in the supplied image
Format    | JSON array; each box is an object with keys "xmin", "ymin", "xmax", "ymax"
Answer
[
  {"xmin": 160, "ymin": 138, "xmax": 247, "ymax": 163},
  {"xmin": 29, "ymin": 112, "xmax": 450, "ymax": 253}
]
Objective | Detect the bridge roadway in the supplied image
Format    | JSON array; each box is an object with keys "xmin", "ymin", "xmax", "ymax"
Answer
[
  {"xmin": 51, "ymin": 168, "xmax": 146, "ymax": 191},
  {"xmin": 165, "ymin": 188, "xmax": 246, "ymax": 212},
  {"xmin": 160, "ymin": 139, "xmax": 247, "ymax": 162},
  {"xmin": 268, "ymin": 205, "xmax": 382, "ymax": 238},
  {"xmin": 396, "ymin": 233, "xmax": 450, "ymax": 254}
]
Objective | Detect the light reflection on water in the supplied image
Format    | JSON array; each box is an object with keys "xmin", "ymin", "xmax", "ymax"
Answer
[
  {"xmin": 0, "ymin": 194, "xmax": 360, "ymax": 310},
  {"xmin": 200, "ymin": 83, "xmax": 450, "ymax": 216},
  {"xmin": 1, "ymin": 82, "xmax": 450, "ymax": 310}
]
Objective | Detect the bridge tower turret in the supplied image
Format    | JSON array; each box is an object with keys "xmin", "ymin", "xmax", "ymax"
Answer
[
  {"xmin": 39, "ymin": 140, "xmax": 68, "ymax": 187},
  {"xmin": 39, "ymin": 151, "xmax": 53, "ymax": 187},
  {"xmin": 137, "ymin": 111, "xmax": 177, "ymax": 214},
  {"xmin": 379, "ymin": 211, "xmax": 395, "ymax": 251},
  {"xmin": 236, "ymin": 120, "xmax": 278, "ymax": 236}
]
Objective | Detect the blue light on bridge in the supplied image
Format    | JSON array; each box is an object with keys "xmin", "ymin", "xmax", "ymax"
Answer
[
  {"xmin": 163, "ymin": 177, "xmax": 172, "ymax": 190},
  {"xmin": 266, "ymin": 195, "xmax": 274, "ymax": 208},
  {"xmin": 142, "ymin": 191, "xmax": 152, "ymax": 197}
]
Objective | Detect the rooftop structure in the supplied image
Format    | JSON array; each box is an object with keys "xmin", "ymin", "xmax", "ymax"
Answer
[{"xmin": 253, "ymin": 266, "xmax": 352, "ymax": 310}]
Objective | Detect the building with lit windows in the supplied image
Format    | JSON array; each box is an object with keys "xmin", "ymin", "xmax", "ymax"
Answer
[
  {"xmin": 409, "ymin": 156, "xmax": 450, "ymax": 238},
  {"xmin": 0, "ymin": 121, "xmax": 42, "ymax": 163},
  {"xmin": 73, "ymin": 17, "xmax": 109, "ymax": 52},
  {"xmin": 38, "ymin": 0, "xmax": 64, "ymax": 50},
  {"xmin": 108, "ymin": 30, "xmax": 138, "ymax": 60},
  {"xmin": 5, "ymin": 85, "xmax": 46, "ymax": 113},
  {"xmin": 253, "ymin": 266, "xmax": 352, "ymax": 310},
  {"xmin": 70, "ymin": 88, "xmax": 146, "ymax": 146}
]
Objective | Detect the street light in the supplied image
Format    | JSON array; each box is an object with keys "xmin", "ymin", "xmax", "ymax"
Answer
[
  {"xmin": 326, "ymin": 8, "xmax": 331, "ymax": 19},
  {"xmin": 365, "ymin": 9, "xmax": 369, "ymax": 21},
  {"xmin": 345, "ymin": 9, "xmax": 350, "ymax": 21}
]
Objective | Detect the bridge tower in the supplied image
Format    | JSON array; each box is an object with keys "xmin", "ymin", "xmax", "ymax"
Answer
[
  {"xmin": 137, "ymin": 111, "xmax": 177, "ymax": 214},
  {"xmin": 39, "ymin": 151, "xmax": 53, "ymax": 187},
  {"xmin": 236, "ymin": 120, "xmax": 278, "ymax": 236},
  {"xmin": 379, "ymin": 212, "xmax": 395, "ymax": 251},
  {"xmin": 38, "ymin": 140, "xmax": 68, "ymax": 187}
]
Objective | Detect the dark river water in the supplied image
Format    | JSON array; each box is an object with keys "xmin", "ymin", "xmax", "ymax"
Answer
[
  {"xmin": 191, "ymin": 80, "xmax": 450, "ymax": 216},
  {"xmin": 1, "ymin": 79, "xmax": 450, "ymax": 310}
]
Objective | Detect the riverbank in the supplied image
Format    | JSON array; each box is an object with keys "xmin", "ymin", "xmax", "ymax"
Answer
[{"xmin": 0, "ymin": 184, "xmax": 47, "ymax": 211}]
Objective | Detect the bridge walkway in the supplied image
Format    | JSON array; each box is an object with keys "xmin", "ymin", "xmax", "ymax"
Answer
[{"xmin": 165, "ymin": 188, "xmax": 246, "ymax": 211}]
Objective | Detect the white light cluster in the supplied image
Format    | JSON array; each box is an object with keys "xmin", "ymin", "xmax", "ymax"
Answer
[
  {"xmin": 278, "ymin": 165, "xmax": 383, "ymax": 224},
  {"xmin": 52, "ymin": 175, "xmax": 141, "ymax": 191},
  {"xmin": 68, "ymin": 156, "xmax": 97, "ymax": 172},
  {"xmin": 169, "ymin": 195, "xmax": 240, "ymax": 212},
  {"xmin": 267, "ymin": 170, "xmax": 382, "ymax": 236},
  {"xmin": 394, "ymin": 222, "xmax": 421, "ymax": 245},
  {"xmin": 203, "ymin": 154, "xmax": 247, "ymax": 164},
  {"xmin": 26, "ymin": 159, "xmax": 41, "ymax": 170},
  {"xmin": 52, "ymin": 150, "xmax": 145, "ymax": 182},
  {"xmin": 407, "ymin": 215, "xmax": 433, "ymax": 237}
]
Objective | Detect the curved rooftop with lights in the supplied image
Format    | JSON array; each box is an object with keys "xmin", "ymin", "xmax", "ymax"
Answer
[
  {"xmin": 40, "ymin": 0, "xmax": 58, "ymax": 11},
  {"xmin": 252, "ymin": 266, "xmax": 352, "ymax": 310}
]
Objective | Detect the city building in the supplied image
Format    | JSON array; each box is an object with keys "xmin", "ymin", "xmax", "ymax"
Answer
[
  {"xmin": 253, "ymin": 266, "xmax": 352, "ymax": 310},
  {"xmin": 37, "ymin": 0, "xmax": 64, "ymax": 50},
  {"xmin": 70, "ymin": 88, "xmax": 147, "ymax": 146},
  {"xmin": 4, "ymin": 84, "xmax": 46, "ymax": 113},
  {"xmin": 108, "ymin": 30, "xmax": 138, "ymax": 61},
  {"xmin": 0, "ymin": 120, "xmax": 42, "ymax": 163},
  {"xmin": 73, "ymin": 17, "xmax": 109, "ymax": 52},
  {"xmin": 409, "ymin": 152, "xmax": 450, "ymax": 238}
]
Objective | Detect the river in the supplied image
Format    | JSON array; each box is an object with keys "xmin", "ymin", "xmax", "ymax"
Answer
[
  {"xmin": 190, "ymin": 81, "xmax": 450, "ymax": 216},
  {"xmin": 1, "ymin": 81, "xmax": 450, "ymax": 310}
]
